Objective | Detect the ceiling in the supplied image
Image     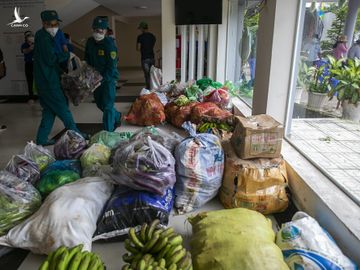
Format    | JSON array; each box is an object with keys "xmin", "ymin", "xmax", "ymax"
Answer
[{"xmin": 95, "ymin": 0, "xmax": 161, "ymax": 17}]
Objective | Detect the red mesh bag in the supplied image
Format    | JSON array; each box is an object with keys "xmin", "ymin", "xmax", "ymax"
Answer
[
  {"xmin": 165, "ymin": 102, "xmax": 197, "ymax": 128},
  {"xmin": 190, "ymin": 102, "xmax": 232, "ymax": 124},
  {"xmin": 125, "ymin": 93, "xmax": 165, "ymax": 126}
]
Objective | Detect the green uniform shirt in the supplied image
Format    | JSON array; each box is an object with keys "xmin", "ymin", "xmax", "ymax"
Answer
[
  {"xmin": 84, "ymin": 36, "xmax": 119, "ymax": 82},
  {"xmin": 34, "ymin": 28, "xmax": 69, "ymax": 90}
]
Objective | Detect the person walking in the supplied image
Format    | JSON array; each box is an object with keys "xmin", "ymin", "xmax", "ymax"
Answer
[
  {"xmin": 333, "ymin": 35, "xmax": 348, "ymax": 60},
  {"xmin": 136, "ymin": 21, "xmax": 156, "ymax": 89},
  {"xmin": 85, "ymin": 16, "xmax": 121, "ymax": 132},
  {"xmin": 34, "ymin": 10, "xmax": 81, "ymax": 145},
  {"xmin": 21, "ymin": 31, "xmax": 36, "ymax": 103},
  {"xmin": 348, "ymin": 39, "xmax": 360, "ymax": 59}
]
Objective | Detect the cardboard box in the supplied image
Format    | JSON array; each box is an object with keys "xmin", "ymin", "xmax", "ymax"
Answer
[
  {"xmin": 231, "ymin": 114, "xmax": 283, "ymax": 159},
  {"xmin": 219, "ymin": 140, "xmax": 288, "ymax": 214}
]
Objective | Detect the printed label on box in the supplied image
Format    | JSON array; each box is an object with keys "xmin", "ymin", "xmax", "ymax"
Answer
[{"xmin": 250, "ymin": 133, "xmax": 279, "ymax": 155}]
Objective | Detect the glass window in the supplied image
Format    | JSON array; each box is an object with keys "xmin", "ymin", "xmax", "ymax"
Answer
[{"xmin": 286, "ymin": 0, "xmax": 360, "ymax": 205}]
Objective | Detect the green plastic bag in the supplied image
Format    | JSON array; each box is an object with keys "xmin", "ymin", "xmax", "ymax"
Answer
[
  {"xmin": 189, "ymin": 208, "xmax": 289, "ymax": 270},
  {"xmin": 89, "ymin": 131, "xmax": 133, "ymax": 149},
  {"xmin": 196, "ymin": 77, "xmax": 213, "ymax": 90},
  {"xmin": 37, "ymin": 170, "xmax": 80, "ymax": 196},
  {"xmin": 185, "ymin": 84, "xmax": 202, "ymax": 101}
]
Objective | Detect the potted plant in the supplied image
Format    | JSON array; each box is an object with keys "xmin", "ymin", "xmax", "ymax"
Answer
[
  {"xmin": 328, "ymin": 57, "xmax": 360, "ymax": 122},
  {"xmin": 295, "ymin": 61, "xmax": 311, "ymax": 104},
  {"xmin": 306, "ymin": 60, "xmax": 331, "ymax": 110}
]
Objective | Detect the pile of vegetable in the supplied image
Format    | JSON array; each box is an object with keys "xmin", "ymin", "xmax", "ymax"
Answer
[
  {"xmin": 121, "ymin": 220, "xmax": 192, "ymax": 270},
  {"xmin": 39, "ymin": 244, "xmax": 106, "ymax": 270},
  {"xmin": 89, "ymin": 131, "xmax": 133, "ymax": 149},
  {"xmin": 0, "ymin": 171, "xmax": 41, "ymax": 236}
]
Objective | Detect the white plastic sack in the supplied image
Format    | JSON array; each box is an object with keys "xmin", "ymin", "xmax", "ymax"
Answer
[
  {"xmin": 67, "ymin": 53, "xmax": 83, "ymax": 72},
  {"xmin": 276, "ymin": 212, "xmax": 357, "ymax": 270},
  {"xmin": 150, "ymin": 66, "xmax": 162, "ymax": 90},
  {"xmin": 0, "ymin": 177, "xmax": 113, "ymax": 255}
]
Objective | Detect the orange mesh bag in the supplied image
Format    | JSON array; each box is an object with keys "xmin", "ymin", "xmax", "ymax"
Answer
[
  {"xmin": 190, "ymin": 102, "xmax": 232, "ymax": 124},
  {"xmin": 125, "ymin": 93, "xmax": 165, "ymax": 126}
]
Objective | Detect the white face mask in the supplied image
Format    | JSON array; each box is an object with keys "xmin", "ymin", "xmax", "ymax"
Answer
[
  {"xmin": 93, "ymin": 32, "xmax": 105, "ymax": 41},
  {"xmin": 46, "ymin": 27, "xmax": 59, "ymax": 37}
]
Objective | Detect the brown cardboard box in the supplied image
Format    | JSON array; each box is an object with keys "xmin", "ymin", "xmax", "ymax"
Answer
[
  {"xmin": 231, "ymin": 114, "xmax": 283, "ymax": 159},
  {"xmin": 220, "ymin": 140, "xmax": 288, "ymax": 214}
]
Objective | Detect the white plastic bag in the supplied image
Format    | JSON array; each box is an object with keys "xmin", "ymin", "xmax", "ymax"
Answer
[
  {"xmin": 276, "ymin": 212, "xmax": 357, "ymax": 270},
  {"xmin": 0, "ymin": 177, "xmax": 113, "ymax": 254},
  {"xmin": 150, "ymin": 66, "xmax": 162, "ymax": 90}
]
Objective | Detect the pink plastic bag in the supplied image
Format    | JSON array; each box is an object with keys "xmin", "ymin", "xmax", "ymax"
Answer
[{"xmin": 203, "ymin": 88, "xmax": 230, "ymax": 108}]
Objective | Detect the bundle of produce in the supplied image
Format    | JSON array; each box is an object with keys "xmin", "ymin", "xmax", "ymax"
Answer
[
  {"xmin": 80, "ymin": 143, "xmax": 111, "ymax": 177},
  {"xmin": 202, "ymin": 88, "xmax": 230, "ymax": 108},
  {"xmin": 111, "ymin": 136, "xmax": 176, "ymax": 195},
  {"xmin": 89, "ymin": 130, "xmax": 133, "ymax": 149},
  {"xmin": 5, "ymin": 154, "xmax": 40, "ymax": 185},
  {"xmin": 24, "ymin": 141, "xmax": 55, "ymax": 171},
  {"xmin": 54, "ymin": 130, "xmax": 87, "ymax": 160},
  {"xmin": 0, "ymin": 177, "xmax": 113, "ymax": 254},
  {"xmin": 37, "ymin": 160, "xmax": 82, "ymax": 196},
  {"xmin": 61, "ymin": 63, "xmax": 103, "ymax": 106},
  {"xmin": 189, "ymin": 208, "xmax": 289, "ymax": 270},
  {"xmin": 0, "ymin": 171, "xmax": 41, "ymax": 236},
  {"xmin": 38, "ymin": 244, "xmax": 106, "ymax": 270},
  {"xmin": 174, "ymin": 122, "xmax": 224, "ymax": 214},
  {"xmin": 94, "ymin": 187, "xmax": 174, "ymax": 241},
  {"xmin": 197, "ymin": 122, "xmax": 233, "ymax": 134},
  {"xmin": 125, "ymin": 93, "xmax": 165, "ymax": 126},
  {"xmin": 219, "ymin": 140, "xmax": 289, "ymax": 214},
  {"xmin": 276, "ymin": 212, "xmax": 357, "ymax": 270},
  {"xmin": 165, "ymin": 102, "xmax": 197, "ymax": 128},
  {"xmin": 130, "ymin": 127, "xmax": 183, "ymax": 153},
  {"xmin": 121, "ymin": 220, "xmax": 192, "ymax": 270},
  {"xmin": 190, "ymin": 102, "xmax": 232, "ymax": 124}
]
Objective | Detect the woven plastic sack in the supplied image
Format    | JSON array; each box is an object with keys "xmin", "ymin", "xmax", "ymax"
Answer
[
  {"xmin": 276, "ymin": 212, "xmax": 357, "ymax": 270},
  {"xmin": 220, "ymin": 140, "xmax": 288, "ymax": 214},
  {"xmin": 189, "ymin": 208, "xmax": 289, "ymax": 270},
  {"xmin": 0, "ymin": 177, "xmax": 113, "ymax": 254},
  {"xmin": 0, "ymin": 171, "xmax": 41, "ymax": 236},
  {"xmin": 54, "ymin": 130, "xmax": 87, "ymax": 160},
  {"xmin": 90, "ymin": 131, "xmax": 133, "ymax": 149},
  {"xmin": 5, "ymin": 155, "xmax": 40, "ymax": 185},
  {"xmin": 24, "ymin": 141, "xmax": 55, "ymax": 171},
  {"xmin": 61, "ymin": 62, "xmax": 102, "ymax": 106},
  {"xmin": 150, "ymin": 66, "xmax": 162, "ymax": 90},
  {"xmin": 125, "ymin": 93, "xmax": 165, "ymax": 126},
  {"xmin": 174, "ymin": 122, "xmax": 224, "ymax": 214},
  {"xmin": 80, "ymin": 143, "xmax": 111, "ymax": 177},
  {"xmin": 130, "ymin": 127, "xmax": 183, "ymax": 153},
  {"xmin": 111, "ymin": 136, "xmax": 176, "ymax": 195},
  {"xmin": 93, "ymin": 186, "xmax": 174, "ymax": 241},
  {"xmin": 190, "ymin": 102, "xmax": 232, "ymax": 124}
]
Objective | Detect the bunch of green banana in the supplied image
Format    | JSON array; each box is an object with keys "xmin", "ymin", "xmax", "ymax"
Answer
[
  {"xmin": 38, "ymin": 244, "xmax": 105, "ymax": 270},
  {"xmin": 197, "ymin": 122, "xmax": 217, "ymax": 133},
  {"xmin": 122, "ymin": 219, "xmax": 192, "ymax": 270}
]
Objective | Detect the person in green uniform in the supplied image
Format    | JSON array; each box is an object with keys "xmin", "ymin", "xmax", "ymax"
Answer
[
  {"xmin": 85, "ymin": 16, "xmax": 121, "ymax": 132},
  {"xmin": 34, "ymin": 10, "xmax": 81, "ymax": 145}
]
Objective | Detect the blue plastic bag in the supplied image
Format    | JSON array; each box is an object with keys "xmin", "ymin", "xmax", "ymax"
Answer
[
  {"xmin": 174, "ymin": 122, "xmax": 224, "ymax": 214},
  {"xmin": 93, "ymin": 186, "xmax": 174, "ymax": 241},
  {"xmin": 41, "ymin": 160, "xmax": 81, "ymax": 176}
]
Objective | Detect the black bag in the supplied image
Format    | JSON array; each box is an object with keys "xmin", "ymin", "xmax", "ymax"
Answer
[{"xmin": 0, "ymin": 61, "xmax": 6, "ymax": 80}]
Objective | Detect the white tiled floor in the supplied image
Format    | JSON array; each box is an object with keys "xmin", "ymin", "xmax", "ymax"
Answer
[{"xmin": 288, "ymin": 118, "xmax": 360, "ymax": 203}]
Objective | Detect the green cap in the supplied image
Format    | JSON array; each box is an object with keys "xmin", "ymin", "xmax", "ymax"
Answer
[
  {"xmin": 92, "ymin": 16, "xmax": 109, "ymax": 29},
  {"xmin": 138, "ymin": 21, "xmax": 148, "ymax": 29},
  {"xmin": 40, "ymin": 10, "xmax": 62, "ymax": 22}
]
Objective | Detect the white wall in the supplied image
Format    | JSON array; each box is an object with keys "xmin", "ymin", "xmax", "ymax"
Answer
[{"xmin": 116, "ymin": 16, "xmax": 162, "ymax": 68}]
